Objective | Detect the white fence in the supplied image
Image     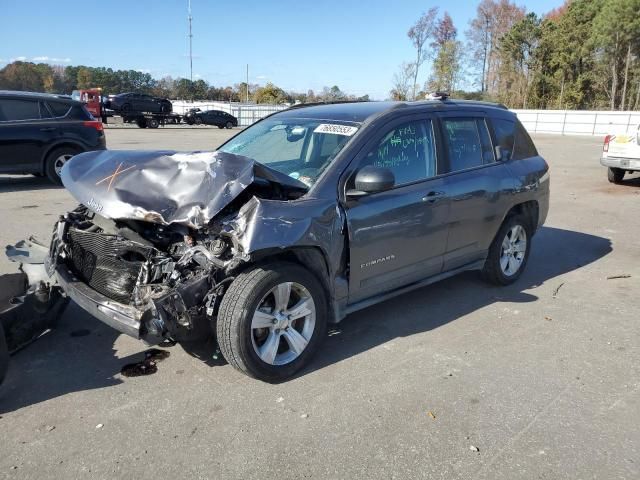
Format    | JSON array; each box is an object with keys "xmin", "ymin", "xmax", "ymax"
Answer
[
  {"xmin": 170, "ymin": 100, "xmax": 288, "ymax": 127},
  {"xmin": 513, "ymin": 109, "xmax": 640, "ymax": 136}
]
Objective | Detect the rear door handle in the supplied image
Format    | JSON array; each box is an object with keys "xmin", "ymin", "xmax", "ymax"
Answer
[{"xmin": 422, "ymin": 191, "xmax": 446, "ymax": 203}]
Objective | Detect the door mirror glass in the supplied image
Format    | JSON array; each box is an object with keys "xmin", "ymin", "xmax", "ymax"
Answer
[{"xmin": 350, "ymin": 165, "xmax": 395, "ymax": 195}]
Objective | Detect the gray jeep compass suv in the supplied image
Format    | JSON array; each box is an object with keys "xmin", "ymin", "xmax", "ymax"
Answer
[{"xmin": 10, "ymin": 98, "xmax": 549, "ymax": 382}]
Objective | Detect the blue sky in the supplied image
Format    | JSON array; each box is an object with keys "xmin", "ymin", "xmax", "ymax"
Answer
[{"xmin": 1, "ymin": 0, "xmax": 562, "ymax": 99}]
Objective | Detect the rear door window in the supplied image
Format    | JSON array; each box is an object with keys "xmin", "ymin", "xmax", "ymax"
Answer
[
  {"xmin": 491, "ymin": 118, "xmax": 515, "ymax": 160},
  {"xmin": 0, "ymin": 99, "xmax": 41, "ymax": 121},
  {"xmin": 442, "ymin": 118, "xmax": 494, "ymax": 172}
]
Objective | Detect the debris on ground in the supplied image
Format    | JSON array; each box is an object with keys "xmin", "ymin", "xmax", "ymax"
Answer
[
  {"xmin": 120, "ymin": 348, "xmax": 170, "ymax": 377},
  {"xmin": 300, "ymin": 413, "xmax": 309, "ymax": 419},
  {"xmin": 552, "ymin": 282, "xmax": 565, "ymax": 298},
  {"xmin": 95, "ymin": 424, "xmax": 103, "ymax": 429},
  {"xmin": 45, "ymin": 425, "xmax": 55, "ymax": 432},
  {"xmin": 276, "ymin": 397, "xmax": 284, "ymax": 403},
  {"xmin": 544, "ymin": 316, "xmax": 553, "ymax": 321},
  {"xmin": 606, "ymin": 274, "xmax": 631, "ymax": 280},
  {"xmin": 428, "ymin": 411, "xmax": 436, "ymax": 419},
  {"xmin": 469, "ymin": 445, "xmax": 480, "ymax": 452}
]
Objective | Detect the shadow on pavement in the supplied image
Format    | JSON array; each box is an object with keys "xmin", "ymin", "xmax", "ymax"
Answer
[
  {"xmin": 0, "ymin": 175, "xmax": 60, "ymax": 193},
  {"xmin": 0, "ymin": 226, "xmax": 612, "ymax": 408},
  {"xmin": 301, "ymin": 226, "xmax": 612, "ymax": 379}
]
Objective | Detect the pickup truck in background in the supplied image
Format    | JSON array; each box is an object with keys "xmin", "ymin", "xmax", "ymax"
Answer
[{"xmin": 601, "ymin": 125, "xmax": 640, "ymax": 183}]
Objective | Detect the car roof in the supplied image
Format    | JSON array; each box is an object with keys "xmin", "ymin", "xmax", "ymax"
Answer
[
  {"xmin": 275, "ymin": 99, "xmax": 510, "ymax": 123},
  {"xmin": 0, "ymin": 90, "xmax": 77, "ymax": 103}
]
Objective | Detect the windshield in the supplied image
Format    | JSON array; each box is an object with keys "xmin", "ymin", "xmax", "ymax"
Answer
[{"xmin": 219, "ymin": 117, "xmax": 359, "ymax": 187}]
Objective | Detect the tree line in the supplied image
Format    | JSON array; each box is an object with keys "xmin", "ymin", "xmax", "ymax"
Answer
[
  {"xmin": 0, "ymin": 61, "xmax": 368, "ymax": 105},
  {"xmin": 2, "ymin": 0, "xmax": 638, "ymax": 110},
  {"xmin": 393, "ymin": 0, "xmax": 640, "ymax": 110}
]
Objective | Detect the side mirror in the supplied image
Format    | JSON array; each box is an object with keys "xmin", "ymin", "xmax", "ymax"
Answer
[{"xmin": 348, "ymin": 166, "xmax": 395, "ymax": 197}]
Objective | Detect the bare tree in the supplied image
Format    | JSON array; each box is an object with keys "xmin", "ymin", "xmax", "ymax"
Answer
[
  {"xmin": 390, "ymin": 62, "xmax": 415, "ymax": 100},
  {"xmin": 407, "ymin": 7, "xmax": 438, "ymax": 100}
]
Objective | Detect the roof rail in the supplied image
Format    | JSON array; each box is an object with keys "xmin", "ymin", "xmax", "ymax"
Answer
[{"xmin": 286, "ymin": 99, "xmax": 370, "ymax": 110}]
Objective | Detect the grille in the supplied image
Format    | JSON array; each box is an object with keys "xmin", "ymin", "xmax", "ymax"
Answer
[{"xmin": 67, "ymin": 228, "xmax": 152, "ymax": 304}]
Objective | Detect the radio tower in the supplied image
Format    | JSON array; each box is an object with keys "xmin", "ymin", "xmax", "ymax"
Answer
[{"xmin": 188, "ymin": 0, "xmax": 193, "ymax": 83}]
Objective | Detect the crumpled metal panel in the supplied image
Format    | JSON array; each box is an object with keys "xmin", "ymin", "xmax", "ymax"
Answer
[{"xmin": 61, "ymin": 150, "xmax": 307, "ymax": 229}]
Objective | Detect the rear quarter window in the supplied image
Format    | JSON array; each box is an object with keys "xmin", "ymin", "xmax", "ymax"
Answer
[
  {"xmin": 491, "ymin": 118, "xmax": 515, "ymax": 160},
  {"xmin": 47, "ymin": 101, "xmax": 72, "ymax": 117},
  {"xmin": 512, "ymin": 121, "xmax": 538, "ymax": 159}
]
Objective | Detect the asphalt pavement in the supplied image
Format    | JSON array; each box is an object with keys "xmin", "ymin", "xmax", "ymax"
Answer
[{"xmin": 0, "ymin": 128, "xmax": 638, "ymax": 479}]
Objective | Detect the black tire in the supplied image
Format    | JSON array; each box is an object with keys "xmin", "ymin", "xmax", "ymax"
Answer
[
  {"xmin": 147, "ymin": 118, "xmax": 159, "ymax": 129},
  {"xmin": 217, "ymin": 124, "xmax": 224, "ymax": 129},
  {"xmin": 481, "ymin": 213, "xmax": 531, "ymax": 285},
  {"xmin": 0, "ymin": 324, "xmax": 8, "ymax": 386},
  {"xmin": 217, "ymin": 262, "xmax": 327, "ymax": 382},
  {"xmin": 120, "ymin": 103, "xmax": 131, "ymax": 113},
  {"xmin": 136, "ymin": 118, "xmax": 147, "ymax": 128},
  {"xmin": 225, "ymin": 121, "xmax": 233, "ymax": 129},
  {"xmin": 44, "ymin": 146, "xmax": 80, "ymax": 185},
  {"xmin": 194, "ymin": 117, "xmax": 203, "ymax": 125},
  {"xmin": 186, "ymin": 118, "xmax": 194, "ymax": 125},
  {"xmin": 607, "ymin": 167, "xmax": 625, "ymax": 183}
]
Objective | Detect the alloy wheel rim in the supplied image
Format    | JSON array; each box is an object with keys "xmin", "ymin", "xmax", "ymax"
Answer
[
  {"xmin": 499, "ymin": 224, "xmax": 527, "ymax": 276},
  {"xmin": 251, "ymin": 281, "xmax": 316, "ymax": 366},
  {"xmin": 54, "ymin": 154, "xmax": 74, "ymax": 177}
]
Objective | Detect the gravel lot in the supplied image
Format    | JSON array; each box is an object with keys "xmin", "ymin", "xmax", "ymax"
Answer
[{"xmin": 0, "ymin": 128, "xmax": 638, "ymax": 479}]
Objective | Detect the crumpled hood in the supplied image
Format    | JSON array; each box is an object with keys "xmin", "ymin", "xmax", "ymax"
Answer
[{"xmin": 61, "ymin": 150, "xmax": 308, "ymax": 229}]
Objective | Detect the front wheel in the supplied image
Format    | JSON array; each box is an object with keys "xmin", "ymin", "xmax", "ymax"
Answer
[
  {"xmin": 194, "ymin": 117, "xmax": 203, "ymax": 125},
  {"xmin": 225, "ymin": 121, "xmax": 234, "ymax": 129},
  {"xmin": 45, "ymin": 146, "xmax": 80, "ymax": 185},
  {"xmin": 607, "ymin": 167, "xmax": 625, "ymax": 183},
  {"xmin": 216, "ymin": 262, "xmax": 327, "ymax": 382},
  {"xmin": 481, "ymin": 214, "xmax": 531, "ymax": 285}
]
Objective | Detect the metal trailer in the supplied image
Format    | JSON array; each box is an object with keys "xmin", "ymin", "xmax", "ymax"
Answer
[{"xmin": 121, "ymin": 112, "xmax": 183, "ymax": 128}]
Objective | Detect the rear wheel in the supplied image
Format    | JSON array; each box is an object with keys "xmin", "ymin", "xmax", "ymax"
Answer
[
  {"xmin": 147, "ymin": 118, "xmax": 160, "ymax": 129},
  {"xmin": 45, "ymin": 146, "xmax": 80, "ymax": 185},
  {"xmin": 120, "ymin": 103, "xmax": 131, "ymax": 113},
  {"xmin": 607, "ymin": 167, "xmax": 625, "ymax": 183},
  {"xmin": 0, "ymin": 324, "xmax": 8, "ymax": 386},
  {"xmin": 217, "ymin": 262, "xmax": 327, "ymax": 382},
  {"xmin": 481, "ymin": 214, "xmax": 531, "ymax": 285},
  {"xmin": 217, "ymin": 124, "xmax": 224, "ymax": 129},
  {"xmin": 194, "ymin": 117, "xmax": 203, "ymax": 125}
]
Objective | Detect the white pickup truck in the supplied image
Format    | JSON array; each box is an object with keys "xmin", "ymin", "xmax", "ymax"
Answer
[{"xmin": 601, "ymin": 125, "xmax": 640, "ymax": 183}]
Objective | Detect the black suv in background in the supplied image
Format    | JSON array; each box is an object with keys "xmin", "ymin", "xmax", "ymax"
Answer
[
  {"xmin": 106, "ymin": 92, "xmax": 172, "ymax": 114},
  {"xmin": 185, "ymin": 109, "xmax": 238, "ymax": 128},
  {"xmin": 0, "ymin": 91, "xmax": 106, "ymax": 184}
]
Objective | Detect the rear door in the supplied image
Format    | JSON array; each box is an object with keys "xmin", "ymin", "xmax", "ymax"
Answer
[
  {"xmin": 344, "ymin": 114, "xmax": 451, "ymax": 304},
  {"xmin": 437, "ymin": 113, "xmax": 515, "ymax": 270},
  {"xmin": 0, "ymin": 98, "xmax": 55, "ymax": 173}
]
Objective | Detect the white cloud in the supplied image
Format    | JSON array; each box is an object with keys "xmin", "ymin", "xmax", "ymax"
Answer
[
  {"xmin": 135, "ymin": 68, "xmax": 151, "ymax": 74},
  {"xmin": 255, "ymin": 75, "xmax": 268, "ymax": 80},
  {"xmin": 7, "ymin": 56, "xmax": 71, "ymax": 64},
  {"xmin": 194, "ymin": 73, "xmax": 202, "ymax": 79},
  {"xmin": 10, "ymin": 56, "xmax": 27, "ymax": 62}
]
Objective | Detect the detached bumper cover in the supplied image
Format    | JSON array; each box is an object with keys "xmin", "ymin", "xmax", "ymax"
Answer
[
  {"xmin": 600, "ymin": 156, "xmax": 640, "ymax": 170},
  {"xmin": 55, "ymin": 264, "xmax": 142, "ymax": 339}
]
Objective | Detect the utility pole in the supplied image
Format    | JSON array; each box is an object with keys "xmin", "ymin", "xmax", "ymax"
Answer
[
  {"xmin": 188, "ymin": 0, "xmax": 193, "ymax": 84},
  {"xmin": 246, "ymin": 64, "xmax": 249, "ymax": 103}
]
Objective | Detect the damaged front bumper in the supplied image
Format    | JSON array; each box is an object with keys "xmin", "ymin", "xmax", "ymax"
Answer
[{"xmin": 54, "ymin": 263, "xmax": 142, "ymax": 339}]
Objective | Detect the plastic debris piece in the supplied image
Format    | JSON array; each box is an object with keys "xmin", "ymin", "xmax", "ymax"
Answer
[
  {"xmin": 552, "ymin": 283, "xmax": 564, "ymax": 298},
  {"xmin": 606, "ymin": 274, "xmax": 631, "ymax": 280},
  {"xmin": 544, "ymin": 316, "xmax": 553, "ymax": 321},
  {"xmin": 469, "ymin": 445, "xmax": 479, "ymax": 452},
  {"xmin": 428, "ymin": 411, "xmax": 436, "ymax": 419},
  {"xmin": 95, "ymin": 424, "xmax": 104, "ymax": 429},
  {"xmin": 276, "ymin": 397, "xmax": 284, "ymax": 403},
  {"xmin": 300, "ymin": 413, "xmax": 309, "ymax": 419}
]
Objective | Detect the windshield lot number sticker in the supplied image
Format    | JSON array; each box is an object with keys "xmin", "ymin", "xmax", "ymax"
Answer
[{"xmin": 314, "ymin": 124, "xmax": 358, "ymax": 136}]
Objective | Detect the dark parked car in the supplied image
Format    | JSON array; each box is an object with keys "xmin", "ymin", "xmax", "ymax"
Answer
[
  {"xmin": 0, "ymin": 90, "xmax": 106, "ymax": 184},
  {"xmin": 185, "ymin": 109, "xmax": 237, "ymax": 128},
  {"xmin": 107, "ymin": 92, "xmax": 172, "ymax": 114},
  {"xmin": 8, "ymin": 98, "xmax": 549, "ymax": 382}
]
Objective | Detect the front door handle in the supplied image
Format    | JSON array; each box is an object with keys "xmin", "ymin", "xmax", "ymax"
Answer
[{"xmin": 422, "ymin": 191, "xmax": 446, "ymax": 203}]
